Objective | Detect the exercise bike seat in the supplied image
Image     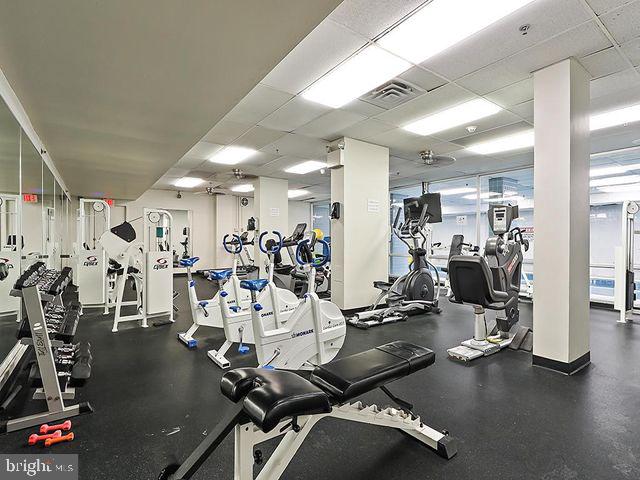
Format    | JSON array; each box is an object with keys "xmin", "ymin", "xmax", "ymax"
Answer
[
  {"xmin": 219, "ymin": 342, "xmax": 434, "ymax": 433},
  {"xmin": 179, "ymin": 257, "xmax": 200, "ymax": 268},
  {"xmin": 209, "ymin": 269, "xmax": 233, "ymax": 281},
  {"xmin": 447, "ymin": 255, "xmax": 512, "ymax": 310},
  {"xmin": 240, "ymin": 279, "xmax": 269, "ymax": 292}
]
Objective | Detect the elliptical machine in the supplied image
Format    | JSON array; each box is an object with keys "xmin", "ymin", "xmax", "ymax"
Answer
[
  {"xmin": 447, "ymin": 204, "xmax": 533, "ymax": 361},
  {"xmin": 348, "ymin": 193, "xmax": 442, "ymax": 329}
]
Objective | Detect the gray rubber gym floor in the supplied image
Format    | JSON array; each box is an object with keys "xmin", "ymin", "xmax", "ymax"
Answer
[{"xmin": 0, "ymin": 276, "xmax": 639, "ymax": 479}]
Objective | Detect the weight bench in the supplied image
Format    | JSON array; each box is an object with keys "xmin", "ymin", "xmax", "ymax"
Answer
[{"xmin": 160, "ymin": 341, "xmax": 456, "ymax": 480}]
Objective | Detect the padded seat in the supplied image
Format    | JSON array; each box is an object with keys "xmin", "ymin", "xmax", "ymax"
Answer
[
  {"xmin": 310, "ymin": 342, "xmax": 434, "ymax": 403},
  {"xmin": 221, "ymin": 368, "xmax": 331, "ymax": 433},
  {"xmin": 240, "ymin": 279, "xmax": 269, "ymax": 291},
  {"xmin": 209, "ymin": 269, "xmax": 233, "ymax": 281},
  {"xmin": 179, "ymin": 257, "xmax": 200, "ymax": 268},
  {"xmin": 448, "ymin": 255, "xmax": 511, "ymax": 310}
]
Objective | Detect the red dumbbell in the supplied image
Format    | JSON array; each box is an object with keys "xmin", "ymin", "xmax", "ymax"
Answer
[
  {"xmin": 28, "ymin": 430, "xmax": 62, "ymax": 446},
  {"xmin": 40, "ymin": 420, "xmax": 72, "ymax": 434},
  {"xmin": 45, "ymin": 432, "xmax": 74, "ymax": 447}
]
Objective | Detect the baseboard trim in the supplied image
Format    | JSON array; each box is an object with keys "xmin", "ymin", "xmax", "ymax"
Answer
[{"xmin": 532, "ymin": 351, "xmax": 591, "ymax": 375}]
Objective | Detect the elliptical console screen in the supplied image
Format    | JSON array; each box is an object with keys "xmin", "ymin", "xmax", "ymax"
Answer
[
  {"xmin": 493, "ymin": 207, "xmax": 507, "ymax": 233},
  {"xmin": 403, "ymin": 193, "xmax": 442, "ymax": 224}
]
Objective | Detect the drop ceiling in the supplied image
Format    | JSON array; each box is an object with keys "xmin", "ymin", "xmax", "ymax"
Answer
[
  {"xmin": 153, "ymin": 0, "xmax": 640, "ymax": 202},
  {"xmin": 0, "ymin": 0, "xmax": 343, "ymax": 199}
]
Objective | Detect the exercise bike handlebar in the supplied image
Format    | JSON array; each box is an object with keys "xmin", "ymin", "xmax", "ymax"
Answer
[
  {"xmin": 259, "ymin": 231, "xmax": 283, "ymax": 254},
  {"xmin": 296, "ymin": 239, "xmax": 330, "ymax": 268},
  {"xmin": 223, "ymin": 234, "xmax": 243, "ymax": 254}
]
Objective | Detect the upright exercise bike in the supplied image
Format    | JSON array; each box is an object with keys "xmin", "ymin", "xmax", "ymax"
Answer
[
  {"xmin": 240, "ymin": 237, "xmax": 346, "ymax": 370},
  {"xmin": 177, "ymin": 234, "xmax": 249, "ymax": 348},
  {"xmin": 349, "ymin": 193, "xmax": 442, "ymax": 329}
]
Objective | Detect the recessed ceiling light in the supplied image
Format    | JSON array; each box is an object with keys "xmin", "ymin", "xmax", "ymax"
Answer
[
  {"xmin": 467, "ymin": 130, "xmax": 534, "ymax": 155},
  {"xmin": 597, "ymin": 183, "xmax": 640, "ymax": 194},
  {"xmin": 301, "ymin": 45, "xmax": 411, "ymax": 108},
  {"xmin": 231, "ymin": 184, "xmax": 254, "ymax": 193},
  {"xmin": 590, "ymin": 175, "xmax": 640, "ymax": 188},
  {"xmin": 209, "ymin": 146, "xmax": 257, "ymax": 165},
  {"xmin": 285, "ymin": 160, "xmax": 327, "ymax": 175},
  {"xmin": 173, "ymin": 177, "xmax": 204, "ymax": 188},
  {"xmin": 288, "ymin": 189, "xmax": 310, "ymax": 199},
  {"xmin": 403, "ymin": 99, "xmax": 502, "ymax": 136},
  {"xmin": 591, "ymin": 104, "xmax": 640, "ymax": 131},
  {"xmin": 378, "ymin": 0, "xmax": 536, "ymax": 64},
  {"xmin": 432, "ymin": 187, "xmax": 477, "ymax": 196}
]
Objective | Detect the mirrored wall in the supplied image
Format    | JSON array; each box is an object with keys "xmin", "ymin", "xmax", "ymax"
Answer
[{"xmin": 0, "ymin": 95, "xmax": 70, "ymax": 320}]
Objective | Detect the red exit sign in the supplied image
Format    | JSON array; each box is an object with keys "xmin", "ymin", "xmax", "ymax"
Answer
[
  {"xmin": 104, "ymin": 198, "xmax": 114, "ymax": 206},
  {"xmin": 23, "ymin": 193, "xmax": 38, "ymax": 203}
]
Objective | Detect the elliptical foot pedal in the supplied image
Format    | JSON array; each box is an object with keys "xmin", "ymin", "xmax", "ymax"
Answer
[{"xmin": 447, "ymin": 345, "xmax": 483, "ymax": 362}]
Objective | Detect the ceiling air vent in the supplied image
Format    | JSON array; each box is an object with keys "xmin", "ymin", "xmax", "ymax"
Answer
[{"xmin": 360, "ymin": 79, "xmax": 424, "ymax": 110}]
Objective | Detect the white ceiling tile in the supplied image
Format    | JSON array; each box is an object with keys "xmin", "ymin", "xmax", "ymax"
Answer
[
  {"xmin": 329, "ymin": 0, "xmax": 426, "ymax": 39},
  {"xmin": 182, "ymin": 141, "xmax": 224, "ymax": 160},
  {"xmin": 422, "ymin": 0, "xmax": 593, "ymax": 80},
  {"xmin": 600, "ymin": 1, "xmax": 640, "ymax": 44},
  {"xmin": 261, "ymin": 133, "xmax": 328, "ymax": 158},
  {"xmin": 450, "ymin": 121, "xmax": 532, "ymax": 148},
  {"xmin": 176, "ymin": 156, "xmax": 206, "ymax": 169},
  {"xmin": 258, "ymin": 97, "xmax": 330, "ymax": 132},
  {"xmin": 202, "ymin": 120, "xmax": 252, "ymax": 145},
  {"xmin": 223, "ymin": 84, "xmax": 293, "ymax": 125},
  {"xmin": 436, "ymin": 111, "xmax": 524, "ymax": 142},
  {"xmin": 261, "ymin": 20, "xmax": 367, "ymax": 95},
  {"xmin": 374, "ymin": 83, "xmax": 475, "ymax": 127},
  {"xmin": 233, "ymin": 126, "xmax": 287, "ymax": 150},
  {"xmin": 590, "ymin": 83, "xmax": 640, "ymax": 112},
  {"xmin": 584, "ymin": 0, "xmax": 637, "ymax": 15},
  {"xmin": 294, "ymin": 109, "xmax": 367, "ymax": 140},
  {"xmin": 339, "ymin": 118, "xmax": 396, "ymax": 140},
  {"xmin": 621, "ymin": 36, "xmax": 640, "ymax": 66},
  {"xmin": 398, "ymin": 67, "xmax": 446, "ymax": 92},
  {"xmin": 591, "ymin": 68, "xmax": 640, "ymax": 98},
  {"xmin": 580, "ymin": 47, "xmax": 630, "ymax": 78},
  {"xmin": 456, "ymin": 60, "xmax": 531, "ymax": 95},
  {"xmin": 368, "ymin": 128, "xmax": 441, "ymax": 160},
  {"xmin": 165, "ymin": 167, "xmax": 190, "ymax": 178},
  {"xmin": 485, "ymin": 78, "xmax": 534, "ymax": 108},
  {"xmin": 340, "ymin": 99, "xmax": 387, "ymax": 117},
  {"xmin": 591, "ymin": 124, "xmax": 640, "ymax": 152},
  {"xmin": 508, "ymin": 100, "xmax": 534, "ymax": 122}
]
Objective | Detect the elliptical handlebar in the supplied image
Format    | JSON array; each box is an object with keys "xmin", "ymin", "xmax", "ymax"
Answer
[
  {"xmin": 295, "ymin": 239, "xmax": 330, "ymax": 268},
  {"xmin": 259, "ymin": 231, "xmax": 283, "ymax": 254},
  {"xmin": 223, "ymin": 234, "xmax": 243, "ymax": 254}
]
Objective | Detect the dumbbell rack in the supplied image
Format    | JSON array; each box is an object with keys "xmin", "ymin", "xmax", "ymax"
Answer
[{"xmin": 1, "ymin": 263, "xmax": 93, "ymax": 434}]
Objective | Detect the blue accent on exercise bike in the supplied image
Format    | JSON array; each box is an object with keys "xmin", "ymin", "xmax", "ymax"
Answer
[
  {"xmin": 240, "ymin": 279, "xmax": 269, "ymax": 292},
  {"xmin": 179, "ymin": 257, "xmax": 200, "ymax": 267}
]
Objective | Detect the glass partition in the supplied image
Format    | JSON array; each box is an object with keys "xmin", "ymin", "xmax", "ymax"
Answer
[
  {"xmin": 311, "ymin": 201, "xmax": 331, "ymax": 241},
  {"xmin": 0, "ymin": 97, "xmax": 21, "ymax": 319}
]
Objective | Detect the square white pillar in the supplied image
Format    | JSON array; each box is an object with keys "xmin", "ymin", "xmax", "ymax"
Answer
[
  {"xmin": 330, "ymin": 138, "xmax": 389, "ymax": 310},
  {"xmin": 533, "ymin": 58, "xmax": 591, "ymax": 374},
  {"xmin": 254, "ymin": 177, "xmax": 288, "ymax": 277}
]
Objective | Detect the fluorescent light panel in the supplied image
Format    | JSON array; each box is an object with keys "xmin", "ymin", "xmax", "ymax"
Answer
[
  {"xmin": 379, "ymin": 0, "xmax": 535, "ymax": 64},
  {"xmin": 301, "ymin": 45, "xmax": 411, "ymax": 108},
  {"xmin": 462, "ymin": 191, "xmax": 501, "ymax": 200},
  {"xmin": 285, "ymin": 160, "xmax": 326, "ymax": 175},
  {"xmin": 209, "ymin": 146, "xmax": 257, "ymax": 165},
  {"xmin": 231, "ymin": 184, "xmax": 254, "ymax": 193},
  {"xmin": 467, "ymin": 130, "xmax": 534, "ymax": 155},
  {"xmin": 597, "ymin": 184, "xmax": 640, "ymax": 194},
  {"xmin": 288, "ymin": 189, "xmax": 309, "ymax": 199},
  {"xmin": 590, "ymin": 175, "xmax": 640, "ymax": 188},
  {"xmin": 403, "ymin": 99, "xmax": 502, "ymax": 136},
  {"xmin": 591, "ymin": 104, "xmax": 640, "ymax": 131},
  {"xmin": 173, "ymin": 177, "xmax": 204, "ymax": 188}
]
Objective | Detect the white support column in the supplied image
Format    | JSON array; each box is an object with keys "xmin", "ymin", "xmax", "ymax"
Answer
[
  {"xmin": 533, "ymin": 58, "xmax": 591, "ymax": 374},
  {"xmin": 330, "ymin": 138, "xmax": 389, "ymax": 310},
  {"xmin": 254, "ymin": 177, "xmax": 288, "ymax": 277}
]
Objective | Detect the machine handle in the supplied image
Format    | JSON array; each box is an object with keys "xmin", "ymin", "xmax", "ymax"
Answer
[
  {"xmin": 392, "ymin": 206, "xmax": 402, "ymax": 229},
  {"xmin": 296, "ymin": 239, "xmax": 330, "ymax": 268},
  {"xmin": 223, "ymin": 234, "xmax": 243, "ymax": 254},
  {"xmin": 259, "ymin": 231, "xmax": 283, "ymax": 254}
]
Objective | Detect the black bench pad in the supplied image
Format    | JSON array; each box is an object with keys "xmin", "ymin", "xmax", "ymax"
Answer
[
  {"xmin": 221, "ymin": 369, "xmax": 331, "ymax": 433},
  {"xmin": 310, "ymin": 341, "xmax": 434, "ymax": 403}
]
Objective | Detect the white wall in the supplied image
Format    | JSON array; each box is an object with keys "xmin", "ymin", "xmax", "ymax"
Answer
[
  {"xmin": 117, "ymin": 189, "xmax": 217, "ymax": 269},
  {"xmin": 289, "ymin": 201, "xmax": 311, "ymax": 235}
]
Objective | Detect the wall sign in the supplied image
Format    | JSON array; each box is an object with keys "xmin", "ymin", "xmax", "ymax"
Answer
[
  {"xmin": 270, "ymin": 207, "xmax": 280, "ymax": 217},
  {"xmin": 241, "ymin": 197, "xmax": 249, "ymax": 207},
  {"xmin": 367, "ymin": 199, "xmax": 380, "ymax": 213}
]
